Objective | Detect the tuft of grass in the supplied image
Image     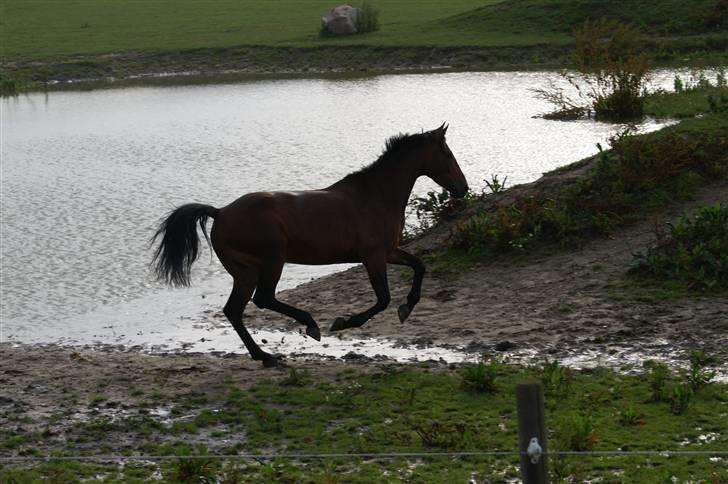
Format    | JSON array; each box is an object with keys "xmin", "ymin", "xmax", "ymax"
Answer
[
  {"xmin": 460, "ymin": 359, "xmax": 501, "ymax": 393},
  {"xmin": 644, "ymin": 360, "xmax": 671, "ymax": 402},
  {"xmin": 280, "ymin": 368, "xmax": 312, "ymax": 387}
]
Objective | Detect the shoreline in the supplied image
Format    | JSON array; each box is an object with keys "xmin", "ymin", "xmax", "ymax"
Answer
[{"xmin": 3, "ymin": 42, "xmax": 726, "ymax": 95}]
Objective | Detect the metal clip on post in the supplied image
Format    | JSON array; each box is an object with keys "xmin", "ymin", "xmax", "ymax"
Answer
[{"xmin": 527, "ymin": 437, "xmax": 543, "ymax": 464}]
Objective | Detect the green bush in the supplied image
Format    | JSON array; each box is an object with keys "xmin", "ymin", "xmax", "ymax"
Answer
[{"xmin": 630, "ymin": 204, "xmax": 728, "ymax": 290}]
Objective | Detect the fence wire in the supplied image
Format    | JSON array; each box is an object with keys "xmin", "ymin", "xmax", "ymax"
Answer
[{"xmin": 2, "ymin": 450, "xmax": 727, "ymax": 463}]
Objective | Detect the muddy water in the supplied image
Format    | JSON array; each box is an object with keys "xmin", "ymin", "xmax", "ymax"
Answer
[{"xmin": 1, "ymin": 70, "xmax": 681, "ymax": 353}]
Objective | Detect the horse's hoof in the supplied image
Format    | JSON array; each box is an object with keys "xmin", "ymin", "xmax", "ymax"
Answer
[
  {"xmin": 261, "ymin": 354, "xmax": 278, "ymax": 368},
  {"xmin": 398, "ymin": 304, "xmax": 411, "ymax": 323},
  {"xmin": 306, "ymin": 325, "xmax": 322, "ymax": 341},
  {"xmin": 330, "ymin": 317, "xmax": 348, "ymax": 332}
]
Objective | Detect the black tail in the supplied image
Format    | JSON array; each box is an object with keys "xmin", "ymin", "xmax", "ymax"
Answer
[{"xmin": 151, "ymin": 203, "xmax": 219, "ymax": 287}]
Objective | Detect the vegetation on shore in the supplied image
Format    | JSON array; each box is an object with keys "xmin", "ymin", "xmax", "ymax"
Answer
[
  {"xmin": 1, "ymin": 0, "xmax": 726, "ymax": 92},
  {"xmin": 1, "ymin": 360, "xmax": 725, "ymax": 482},
  {"xmin": 414, "ymin": 81, "xmax": 728, "ymax": 296}
]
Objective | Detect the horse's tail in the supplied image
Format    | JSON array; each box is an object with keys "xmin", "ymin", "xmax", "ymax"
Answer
[{"xmin": 151, "ymin": 203, "xmax": 219, "ymax": 287}]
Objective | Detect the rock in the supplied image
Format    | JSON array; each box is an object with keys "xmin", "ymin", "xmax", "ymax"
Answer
[
  {"xmin": 494, "ymin": 340, "xmax": 517, "ymax": 352},
  {"xmin": 321, "ymin": 5, "xmax": 360, "ymax": 35}
]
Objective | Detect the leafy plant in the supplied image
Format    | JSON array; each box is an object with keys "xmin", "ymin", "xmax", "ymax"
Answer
[
  {"xmin": 617, "ymin": 407, "xmax": 645, "ymax": 426},
  {"xmin": 685, "ymin": 350, "xmax": 717, "ymax": 391},
  {"xmin": 566, "ymin": 415, "xmax": 597, "ymax": 451},
  {"xmin": 484, "ymin": 174, "xmax": 508, "ymax": 194},
  {"xmin": 670, "ymin": 384, "xmax": 693, "ymax": 415},
  {"xmin": 644, "ymin": 360, "xmax": 671, "ymax": 402},
  {"xmin": 461, "ymin": 359, "xmax": 501, "ymax": 393},
  {"xmin": 630, "ymin": 204, "xmax": 728, "ymax": 291},
  {"xmin": 541, "ymin": 360, "xmax": 573, "ymax": 396}
]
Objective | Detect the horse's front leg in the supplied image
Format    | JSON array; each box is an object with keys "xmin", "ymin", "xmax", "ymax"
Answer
[
  {"xmin": 387, "ymin": 248, "xmax": 425, "ymax": 322},
  {"xmin": 330, "ymin": 257, "xmax": 390, "ymax": 331}
]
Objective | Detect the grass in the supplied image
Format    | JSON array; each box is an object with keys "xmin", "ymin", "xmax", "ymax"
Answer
[
  {"xmin": 1, "ymin": 362, "xmax": 726, "ymax": 482},
  {"xmin": 3, "ymin": 0, "xmax": 726, "ymax": 61}
]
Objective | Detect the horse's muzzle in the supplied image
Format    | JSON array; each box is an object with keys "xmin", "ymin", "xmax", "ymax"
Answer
[{"xmin": 450, "ymin": 184, "xmax": 469, "ymax": 199}]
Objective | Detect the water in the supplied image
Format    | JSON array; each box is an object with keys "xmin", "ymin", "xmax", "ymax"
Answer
[{"xmin": 1, "ymin": 70, "xmax": 678, "ymax": 349}]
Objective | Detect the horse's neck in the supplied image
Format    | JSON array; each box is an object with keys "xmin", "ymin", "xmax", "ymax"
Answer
[{"xmin": 338, "ymin": 155, "xmax": 422, "ymax": 212}]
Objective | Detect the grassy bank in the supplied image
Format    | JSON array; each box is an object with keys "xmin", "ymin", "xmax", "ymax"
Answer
[
  {"xmin": 1, "ymin": 0, "xmax": 726, "ymax": 91},
  {"xmin": 1, "ymin": 360, "xmax": 726, "ymax": 482},
  {"xmin": 418, "ymin": 85, "xmax": 728, "ymax": 287}
]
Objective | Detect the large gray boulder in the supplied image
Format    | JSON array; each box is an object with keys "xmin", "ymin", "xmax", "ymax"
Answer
[{"xmin": 321, "ymin": 5, "xmax": 360, "ymax": 35}]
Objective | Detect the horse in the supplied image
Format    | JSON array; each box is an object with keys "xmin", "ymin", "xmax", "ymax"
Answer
[{"xmin": 151, "ymin": 123, "xmax": 468, "ymax": 367}]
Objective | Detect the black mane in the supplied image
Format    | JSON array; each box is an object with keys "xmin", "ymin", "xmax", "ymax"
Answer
[{"xmin": 341, "ymin": 131, "xmax": 432, "ymax": 181}]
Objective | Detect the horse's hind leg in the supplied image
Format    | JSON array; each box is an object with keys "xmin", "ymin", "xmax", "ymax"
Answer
[
  {"xmin": 222, "ymin": 267, "xmax": 278, "ymax": 368},
  {"xmin": 252, "ymin": 258, "xmax": 322, "ymax": 341},
  {"xmin": 387, "ymin": 248, "xmax": 425, "ymax": 322}
]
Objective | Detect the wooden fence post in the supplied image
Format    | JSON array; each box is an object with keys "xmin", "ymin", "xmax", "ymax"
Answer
[{"xmin": 516, "ymin": 381, "xmax": 548, "ymax": 483}]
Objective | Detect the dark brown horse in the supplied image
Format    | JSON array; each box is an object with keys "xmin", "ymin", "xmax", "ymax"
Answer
[{"xmin": 152, "ymin": 124, "xmax": 468, "ymax": 367}]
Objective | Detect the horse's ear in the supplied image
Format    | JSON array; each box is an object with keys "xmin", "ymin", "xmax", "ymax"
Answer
[{"xmin": 434, "ymin": 122, "xmax": 448, "ymax": 139}]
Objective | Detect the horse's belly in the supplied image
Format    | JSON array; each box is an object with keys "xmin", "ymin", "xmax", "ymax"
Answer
[{"xmin": 285, "ymin": 241, "xmax": 360, "ymax": 265}]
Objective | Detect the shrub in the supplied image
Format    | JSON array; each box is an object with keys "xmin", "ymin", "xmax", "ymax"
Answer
[
  {"xmin": 356, "ymin": 1, "xmax": 380, "ymax": 34},
  {"xmin": 534, "ymin": 19, "xmax": 649, "ymax": 120},
  {"xmin": 630, "ymin": 204, "xmax": 728, "ymax": 291}
]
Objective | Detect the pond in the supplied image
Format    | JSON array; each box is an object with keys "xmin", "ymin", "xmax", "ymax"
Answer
[{"xmin": 1, "ymin": 70, "xmax": 678, "ymax": 350}]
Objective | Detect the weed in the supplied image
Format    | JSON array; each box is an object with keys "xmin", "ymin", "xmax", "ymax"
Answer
[
  {"xmin": 617, "ymin": 407, "xmax": 645, "ymax": 426},
  {"xmin": 630, "ymin": 204, "xmax": 728, "ymax": 291},
  {"xmin": 644, "ymin": 360, "xmax": 671, "ymax": 402},
  {"xmin": 565, "ymin": 414, "xmax": 598, "ymax": 451},
  {"xmin": 414, "ymin": 421, "xmax": 470, "ymax": 449},
  {"xmin": 280, "ymin": 368, "xmax": 312, "ymax": 387},
  {"xmin": 541, "ymin": 359, "xmax": 573, "ymax": 396},
  {"xmin": 685, "ymin": 350, "xmax": 717, "ymax": 391},
  {"xmin": 461, "ymin": 359, "xmax": 500, "ymax": 393},
  {"xmin": 164, "ymin": 446, "xmax": 217, "ymax": 483},
  {"xmin": 483, "ymin": 174, "xmax": 508, "ymax": 194},
  {"xmin": 255, "ymin": 407, "xmax": 283, "ymax": 433},
  {"xmin": 670, "ymin": 384, "xmax": 693, "ymax": 415}
]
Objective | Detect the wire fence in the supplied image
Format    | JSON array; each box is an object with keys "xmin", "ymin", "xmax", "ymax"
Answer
[{"xmin": 2, "ymin": 449, "xmax": 727, "ymax": 463}]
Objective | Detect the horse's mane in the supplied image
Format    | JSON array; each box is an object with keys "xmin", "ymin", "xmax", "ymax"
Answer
[{"xmin": 341, "ymin": 131, "xmax": 432, "ymax": 181}]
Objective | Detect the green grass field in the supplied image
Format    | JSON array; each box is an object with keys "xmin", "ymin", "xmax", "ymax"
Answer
[
  {"xmin": 2, "ymin": 0, "xmax": 726, "ymax": 60},
  {"xmin": 2, "ymin": 363, "xmax": 726, "ymax": 482}
]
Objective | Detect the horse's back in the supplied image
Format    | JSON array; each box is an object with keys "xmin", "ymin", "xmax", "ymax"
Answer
[{"xmin": 212, "ymin": 190, "xmax": 362, "ymax": 265}]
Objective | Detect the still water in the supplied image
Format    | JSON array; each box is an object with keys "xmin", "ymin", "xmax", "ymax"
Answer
[{"xmin": 1, "ymin": 71, "xmax": 676, "ymax": 349}]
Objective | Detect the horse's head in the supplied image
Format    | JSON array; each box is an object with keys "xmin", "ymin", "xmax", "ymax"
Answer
[{"xmin": 423, "ymin": 123, "xmax": 469, "ymax": 198}]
